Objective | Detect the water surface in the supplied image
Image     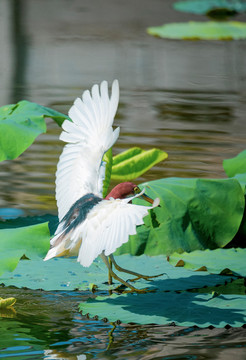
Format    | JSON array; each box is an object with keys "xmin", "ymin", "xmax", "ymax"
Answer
[{"xmin": 0, "ymin": 0, "xmax": 246, "ymax": 358}]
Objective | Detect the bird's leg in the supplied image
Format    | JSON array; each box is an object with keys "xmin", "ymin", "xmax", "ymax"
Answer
[
  {"xmin": 108, "ymin": 257, "xmax": 113, "ymax": 285},
  {"xmin": 109, "ymin": 254, "xmax": 164, "ymax": 282},
  {"xmin": 100, "ymin": 254, "xmax": 148, "ymax": 293}
]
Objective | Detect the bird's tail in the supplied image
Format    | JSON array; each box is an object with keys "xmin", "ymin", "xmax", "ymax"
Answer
[{"xmin": 43, "ymin": 228, "xmax": 68, "ymax": 261}]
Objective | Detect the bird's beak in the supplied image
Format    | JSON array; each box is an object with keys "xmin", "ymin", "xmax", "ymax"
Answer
[
  {"xmin": 139, "ymin": 192, "xmax": 155, "ymax": 204},
  {"xmin": 134, "ymin": 186, "xmax": 160, "ymax": 207}
]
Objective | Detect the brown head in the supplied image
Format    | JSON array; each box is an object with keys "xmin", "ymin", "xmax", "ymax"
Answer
[{"xmin": 105, "ymin": 181, "xmax": 155, "ymax": 204}]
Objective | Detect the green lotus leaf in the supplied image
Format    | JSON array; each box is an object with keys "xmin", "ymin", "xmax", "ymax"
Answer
[
  {"xmin": 0, "ymin": 250, "xmax": 24, "ymax": 276},
  {"xmin": 116, "ymin": 177, "xmax": 245, "ymax": 255},
  {"xmin": 0, "ymin": 100, "xmax": 68, "ymax": 162},
  {"xmin": 168, "ymin": 248, "xmax": 246, "ymax": 277},
  {"xmin": 102, "ymin": 148, "xmax": 113, "ymax": 198},
  {"xmin": 147, "ymin": 21, "xmax": 246, "ymax": 40},
  {"xmin": 112, "ymin": 147, "xmax": 144, "ymax": 166},
  {"xmin": 233, "ymin": 173, "xmax": 246, "ymax": 195},
  {"xmin": 0, "ymin": 222, "xmax": 50, "ymax": 276},
  {"xmin": 111, "ymin": 147, "xmax": 168, "ymax": 181},
  {"xmin": 223, "ymin": 149, "xmax": 246, "ymax": 178},
  {"xmin": 80, "ymin": 291, "xmax": 246, "ymax": 327},
  {"xmin": 0, "ymin": 255, "xmax": 233, "ymax": 292},
  {"xmin": 173, "ymin": 0, "xmax": 246, "ymax": 15},
  {"xmin": 233, "ymin": 173, "xmax": 246, "ymax": 239}
]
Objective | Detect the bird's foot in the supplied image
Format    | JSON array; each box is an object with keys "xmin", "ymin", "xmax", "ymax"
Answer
[
  {"xmin": 123, "ymin": 287, "xmax": 156, "ymax": 294},
  {"xmin": 113, "ymin": 283, "xmax": 156, "ymax": 294},
  {"xmin": 129, "ymin": 272, "xmax": 165, "ymax": 282}
]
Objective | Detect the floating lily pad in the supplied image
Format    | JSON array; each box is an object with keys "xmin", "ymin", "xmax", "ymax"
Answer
[
  {"xmin": 174, "ymin": 0, "xmax": 246, "ymax": 16},
  {"xmin": 80, "ymin": 291, "xmax": 246, "ymax": 327},
  {"xmin": 168, "ymin": 248, "xmax": 246, "ymax": 277},
  {"xmin": 147, "ymin": 21, "xmax": 246, "ymax": 40},
  {"xmin": 79, "ymin": 251, "xmax": 246, "ymax": 328},
  {"xmin": 2, "ymin": 253, "xmax": 243, "ymax": 327},
  {"xmin": 0, "ymin": 255, "xmax": 233, "ymax": 292}
]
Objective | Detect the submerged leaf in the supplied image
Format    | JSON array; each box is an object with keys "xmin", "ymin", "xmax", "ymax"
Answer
[
  {"xmin": 0, "ymin": 101, "xmax": 68, "ymax": 162},
  {"xmin": 111, "ymin": 147, "xmax": 168, "ymax": 181},
  {"xmin": 147, "ymin": 21, "xmax": 246, "ymax": 40}
]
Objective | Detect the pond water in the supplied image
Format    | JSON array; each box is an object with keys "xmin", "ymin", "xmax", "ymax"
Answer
[{"xmin": 0, "ymin": 0, "xmax": 246, "ymax": 358}]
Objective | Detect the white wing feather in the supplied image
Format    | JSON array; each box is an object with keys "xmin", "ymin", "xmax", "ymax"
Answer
[
  {"xmin": 56, "ymin": 80, "xmax": 120, "ymax": 221},
  {"xmin": 79, "ymin": 198, "xmax": 155, "ymax": 267},
  {"xmin": 44, "ymin": 195, "xmax": 159, "ymax": 267}
]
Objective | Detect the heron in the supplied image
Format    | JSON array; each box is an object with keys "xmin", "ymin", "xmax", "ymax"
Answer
[{"xmin": 44, "ymin": 80, "xmax": 160, "ymax": 292}]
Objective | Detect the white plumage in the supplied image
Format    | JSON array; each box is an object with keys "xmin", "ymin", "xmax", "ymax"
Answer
[
  {"xmin": 56, "ymin": 80, "xmax": 120, "ymax": 221},
  {"xmin": 44, "ymin": 80, "xmax": 160, "ymax": 290},
  {"xmin": 44, "ymin": 189, "xmax": 158, "ymax": 267}
]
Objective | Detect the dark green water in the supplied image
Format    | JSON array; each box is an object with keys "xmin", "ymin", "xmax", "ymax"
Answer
[
  {"xmin": 1, "ymin": 286, "xmax": 246, "ymax": 360},
  {"xmin": 0, "ymin": 0, "xmax": 246, "ymax": 358}
]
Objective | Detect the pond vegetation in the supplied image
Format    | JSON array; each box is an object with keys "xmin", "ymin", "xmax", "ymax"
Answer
[
  {"xmin": 1, "ymin": 0, "xmax": 246, "ymax": 358},
  {"xmin": 0, "ymin": 95, "xmax": 245, "ymax": 327},
  {"xmin": 148, "ymin": 0, "xmax": 246, "ymax": 39}
]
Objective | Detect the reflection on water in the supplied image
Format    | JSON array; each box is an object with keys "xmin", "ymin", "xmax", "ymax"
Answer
[
  {"xmin": 0, "ymin": 0, "xmax": 246, "ymax": 358},
  {"xmin": 0, "ymin": 0, "xmax": 246, "ymax": 216},
  {"xmin": 0, "ymin": 286, "xmax": 246, "ymax": 360},
  {"xmin": 0, "ymin": 89, "xmax": 245, "ymax": 215}
]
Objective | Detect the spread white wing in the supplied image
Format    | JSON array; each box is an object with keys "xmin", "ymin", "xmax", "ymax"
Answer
[
  {"xmin": 56, "ymin": 80, "xmax": 120, "ymax": 221},
  {"xmin": 77, "ymin": 198, "xmax": 155, "ymax": 267},
  {"xmin": 44, "ymin": 194, "xmax": 160, "ymax": 267}
]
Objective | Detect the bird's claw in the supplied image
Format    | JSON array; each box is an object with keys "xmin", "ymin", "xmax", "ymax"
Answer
[
  {"xmin": 122, "ymin": 287, "xmax": 156, "ymax": 294},
  {"xmin": 112, "ymin": 284, "xmax": 156, "ymax": 294},
  {"xmin": 129, "ymin": 272, "xmax": 165, "ymax": 282}
]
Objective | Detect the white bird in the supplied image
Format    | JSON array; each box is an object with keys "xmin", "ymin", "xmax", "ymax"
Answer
[{"xmin": 44, "ymin": 80, "xmax": 160, "ymax": 292}]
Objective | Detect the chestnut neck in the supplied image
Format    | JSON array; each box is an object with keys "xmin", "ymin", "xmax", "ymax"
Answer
[{"xmin": 105, "ymin": 182, "xmax": 136, "ymax": 200}]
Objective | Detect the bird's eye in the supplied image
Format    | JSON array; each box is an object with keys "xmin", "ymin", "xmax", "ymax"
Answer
[{"xmin": 134, "ymin": 186, "xmax": 141, "ymax": 194}]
